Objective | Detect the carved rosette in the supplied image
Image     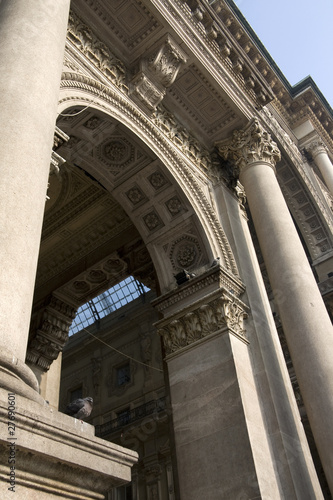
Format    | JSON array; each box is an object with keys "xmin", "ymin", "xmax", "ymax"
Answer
[
  {"xmin": 156, "ymin": 292, "xmax": 248, "ymax": 356},
  {"xmin": 216, "ymin": 119, "xmax": 281, "ymax": 173},
  {"xmin": 27, "ymin": 296, "xmax": 77, "ymax": 371}
]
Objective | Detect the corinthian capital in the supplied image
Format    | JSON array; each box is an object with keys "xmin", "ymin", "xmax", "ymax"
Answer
[
  {"xmin": 216, "ymin": 119, "xmax": 281, "ymax": 172},
  {"xmin": 306, "ymin": 139, "xmax": 328, "ymax": 160}
]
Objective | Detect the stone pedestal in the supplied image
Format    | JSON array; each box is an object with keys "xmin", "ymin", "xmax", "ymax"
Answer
[{"xmin": 0, "ymin": 391, "xmax": 137, "ymax": 499}]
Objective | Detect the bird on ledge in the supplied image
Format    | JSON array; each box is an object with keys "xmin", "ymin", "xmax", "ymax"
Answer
[{"xmin": 65, "ymin": 397, "xmax": 93, "ymax": 422}]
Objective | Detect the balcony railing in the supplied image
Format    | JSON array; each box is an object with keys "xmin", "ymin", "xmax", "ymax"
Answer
[{"xmin": 95, "ymin": 398, "xmax": 166, "ymax": 438}]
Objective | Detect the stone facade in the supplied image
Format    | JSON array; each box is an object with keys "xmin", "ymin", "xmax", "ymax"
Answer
[{"xmin": 0, "ymin": 0, "xmax": 333, "ymax": 498}]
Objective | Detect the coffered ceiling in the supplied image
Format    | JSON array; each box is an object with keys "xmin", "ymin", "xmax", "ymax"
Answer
[{"xmin": 34, "ymin": 109, "xmax": 158, "ymax": 308}]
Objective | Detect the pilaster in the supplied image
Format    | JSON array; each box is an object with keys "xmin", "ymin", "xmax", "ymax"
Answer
[{"xmin": 152, "ymin": 267, "xmax": 287, "ymax": 499}]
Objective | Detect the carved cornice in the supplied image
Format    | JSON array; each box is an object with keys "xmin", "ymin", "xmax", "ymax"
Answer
[
  {"xmin": 169, "ymin": 0, "xmax": 274, "ymax": 107},
  {"xmin": 154, "ymin": 285, "xmax": 248, "ymax": 357},
  {"xmin": 216, "ymin": 118, "xmax": 281, "ymax": 172},
  {"xmin": 152, "ymin": 266, "xmax": 245, "ymax": 314},
  {"xmin": 27, "ymin": 296, "xmax": 77, "ymax": 371}
]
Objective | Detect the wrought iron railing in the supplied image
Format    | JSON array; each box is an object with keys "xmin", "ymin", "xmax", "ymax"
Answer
[{"xmin": 95, "ymin": 397, "xmax": 166, "ymax": 438}]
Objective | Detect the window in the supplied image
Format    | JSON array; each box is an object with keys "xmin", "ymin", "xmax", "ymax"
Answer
[
  {"xmin": 107, "ymin": 484, "xmax": 132, "ymax": 500},
  {"xmin": 69, "ymin": 276, "xmax": 150, "ymax": 336},
  {"xmin": 117, "ymin": 484, "xmax": 132, "ymax": 500},
  {"xmin": 117, "ymin": 363, "xmax": 130, "ymax": 386},
  {"xmin": 117, "ymin": 408, "xmax": 131, "ymax": 427}
]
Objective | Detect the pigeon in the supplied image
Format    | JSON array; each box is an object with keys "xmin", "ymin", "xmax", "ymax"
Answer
[
  {"xmin": 211, "ymin": 257, "xmax": 220, "ymax": 267},
  {"xmin": 65, "ymin": 397, "xmax": 93, "ymax": 421}
]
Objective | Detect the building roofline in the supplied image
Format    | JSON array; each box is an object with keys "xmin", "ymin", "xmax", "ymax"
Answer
[{"xmin": 224, "ymin": 0, "xmax": 332, "ymax": 116}]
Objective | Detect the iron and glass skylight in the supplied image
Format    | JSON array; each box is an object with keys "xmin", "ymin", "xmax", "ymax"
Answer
[{"xmin": 68, "ymin": 276, "xmax": 150, "ymax": 336}]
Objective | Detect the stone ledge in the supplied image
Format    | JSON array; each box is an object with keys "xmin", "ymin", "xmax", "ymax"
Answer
[{"xmin": 0, "ymin": 391, "xmax": 137, "ymax": 499}]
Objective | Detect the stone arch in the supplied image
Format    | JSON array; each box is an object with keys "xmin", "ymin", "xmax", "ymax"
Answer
[{"xmin": 55, "ymin": 72, "xmax": 240, "ymax": 292}]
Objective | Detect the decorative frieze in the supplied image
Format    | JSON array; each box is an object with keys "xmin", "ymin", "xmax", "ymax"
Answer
[
  {"xmin": 156, "ymin": 289, "xmax": 248, "ymax": 356},
  {"xmin": 67, "ymin": 10, "xmax": 127, "ymax": 90},
  {"xmin": 216, "ymin": 119, "xmax": 281, "ymax": 173},
  {"xmin": 153, "ymin": 267, "xmax": 247, "ymax": 356}
]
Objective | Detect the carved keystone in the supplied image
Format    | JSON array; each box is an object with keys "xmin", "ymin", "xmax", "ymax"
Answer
[{"xmin": 130, "ymin": 35, "xmax": 187, "ymax": 112}]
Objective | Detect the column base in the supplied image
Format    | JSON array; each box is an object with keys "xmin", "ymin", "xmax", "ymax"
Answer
[
  {"xmin": 0, "ymin": 346, "xmax": 44, "ymax": 405},
  {"xmin": 0, "ymin": 391, "xmax": 137, "ymax": 499}
]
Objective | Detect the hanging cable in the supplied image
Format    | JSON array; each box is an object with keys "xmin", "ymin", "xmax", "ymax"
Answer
[{"xmin": 82, "ymin": 327, "xmax": 163, "ymax": 373}]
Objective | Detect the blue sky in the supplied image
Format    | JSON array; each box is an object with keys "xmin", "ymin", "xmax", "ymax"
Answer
[{"xmin": 233, "ymin": 0, "xmax": 333, "ymax": 108}]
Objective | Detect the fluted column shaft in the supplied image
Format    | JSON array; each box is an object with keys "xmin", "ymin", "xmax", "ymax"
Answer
[
  {"xmin": 308, "ymin": 140, "xmax": 333, "ymax": 195},
  {"xmin": 0, "ymin": 0, "xmax": 70, "ymax": 386},
  {"xmin": 218, "ymin": 119, "xmax": 333, "ymax": 494}
]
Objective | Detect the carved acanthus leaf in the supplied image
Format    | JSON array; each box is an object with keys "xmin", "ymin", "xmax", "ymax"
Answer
[
  {"xmin": 27, "ymin": 296, "xmax": 77, "ymax": 371},
  {"xmin": 147, "ymin": 35, "xmax": 187, "ymax": 87},
  {"xmin": 216, "ymin": 119, "xmax": 281, "ymax": 171},
  {"xmin": 306, "ymin": 139, "xmax": 329, "ymax": 159},
  {"xmin": 156, "ymin": 291, "xmax": 248, "ymax": 356}
]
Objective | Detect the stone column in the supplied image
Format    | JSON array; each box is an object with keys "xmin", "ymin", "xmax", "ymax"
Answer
[
  {"xmin": 217, "ymin": 119, "xmax": 333, "ymax": 494},
  {"xmin": 0, "ymin": 0, "xmax": 70, "ymax": 400},
  {"xmin": 307, "ymin": 139, "xmax": 333, "ymax": 195}
]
